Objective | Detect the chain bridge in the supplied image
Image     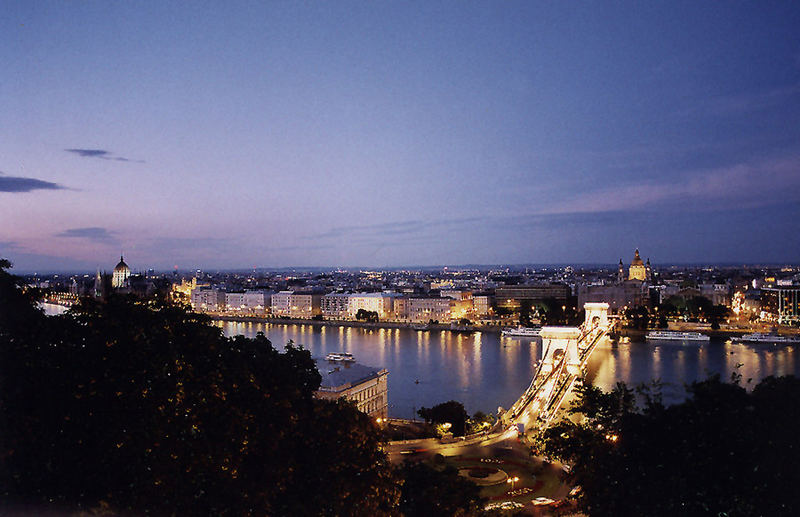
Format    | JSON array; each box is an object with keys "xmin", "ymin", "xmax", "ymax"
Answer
[{"xmin": 500, "ymin": 302, "xmax": 615, "ymax": 431}]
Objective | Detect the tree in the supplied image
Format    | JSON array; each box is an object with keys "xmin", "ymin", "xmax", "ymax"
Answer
[
  {"xmin": 397, "ymin": 462, "xmax": 486, "ymax": 516},
  {"xmin": 0, "ymin": 260, "xmax": 399, "ymax": 515},
  {"xmin": 468, "ymin": 411, "xmax": 495, "ymax": 434},
  {"xmin": 355, "ymin": 309, "xmax": 379, "ymax": 323},
  {"xmin": 708, "ymin": 304, "xmax": 730, "ymax": 330},
  {"xmin": 539, "ymin": 374, "xmax": 800, "ymax": 516},
  {"xmin": 417, "ymin": 401, "xmax": 469, "ymax": 436}
]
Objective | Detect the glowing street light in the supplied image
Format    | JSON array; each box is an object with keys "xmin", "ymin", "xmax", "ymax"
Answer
[{"xmin": 506, "ymin": 476, "xmax": 520, "ymax": 490}]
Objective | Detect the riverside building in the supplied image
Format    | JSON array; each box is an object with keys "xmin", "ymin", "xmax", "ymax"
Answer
[
  {"xmin": 315, "ymin": 360, "xmax": 388, "ymax": 418},
  {"xmin": 270, "ymin": 291, "xmax": 322, "ymax": 318},
  {"xmin": 190, "ymin": 288, "xmax": 226, "ymax": 312},
  {"xmin": 321, "ymin": 293, "xmax": 351, "ymax": 319}
]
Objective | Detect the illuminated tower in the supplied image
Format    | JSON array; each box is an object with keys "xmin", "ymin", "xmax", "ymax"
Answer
[
  {"xmin": 617, "ymin": 259, "xmax": 625, "ymax": 283},
  {"xmin": 628, "ymin": 249, "xmax": 647, "ymax": 281},
  {"xmin": 112, "ymin": 255, "xmax": 131, "ymax": 289}
]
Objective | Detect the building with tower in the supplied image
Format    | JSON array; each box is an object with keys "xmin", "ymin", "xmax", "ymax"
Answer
[
  {"xmin": 578, "ymin": 249, "xmax": 653, "ymax": 311},
  {"xmin": 112, "ymin": 255, "xmax": 131, "ymax": 289},
  {"xmin": 628, "ymin": 249, "xmax": 648, "ymax": 281}
]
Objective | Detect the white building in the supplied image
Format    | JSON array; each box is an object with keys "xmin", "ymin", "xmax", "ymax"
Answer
[
  {"xmin": 347, "ymin": 293, "xmax": 396, "ymax": 319},
  {"xmin": 408, "ymin": 297, "xmax": 454, "ymax": 323},
  {"xmin": 322, "ymin": 293, "xmax": 351, "ymax": 319},
  {"xmin": 315, "ymin": 360, "xmax": 389, "ymax": 418},
  {"xmin": 191, "ymin": 288, "xmax": 226, "ymax": 312},
  {"xmin": 224, "ymin": 291, "xmax": 269, "ymax": 314},
  {"xmin": 270, "ymin": 291, "xmax": 321, "ymax": 318},
  {"xmin": 112, "ymin": 255, "xmax": 131, "ymax": 289},
  {"xmin": 270, "ymin": 291, "xmax": 293, "ymax": 316}
]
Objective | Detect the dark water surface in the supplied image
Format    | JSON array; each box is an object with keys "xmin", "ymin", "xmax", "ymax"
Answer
[
  {"xmin": 40, "ymin": 305, "xmax": 797, "ymax": 418},
  {"xmin": 216, "ymin": 320, "xmax": 799, "ymax": 419}
]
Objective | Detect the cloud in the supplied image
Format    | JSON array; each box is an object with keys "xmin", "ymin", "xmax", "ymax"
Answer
[
  {"xmin": 65, "ymin": 148, "xmax": 142, "ymax": 162},
  {"xmin": 553, "ymin": 156, "xmax": 800, "ymax": 215},
  {"xmin": 55, "ymin": 227, "xmax": 118, "ymax": 244},
  {"xmin": 307, "ymin": 217, "xmax": 483, "ymax": 240},
  {"xmin": 0, "ymin": 173, "xmax": 65, "ymax": 193}
]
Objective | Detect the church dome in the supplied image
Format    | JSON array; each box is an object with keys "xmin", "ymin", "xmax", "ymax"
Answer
[
  {"xmin": 631, "ymin": 249, "xmax": 644, "ymax": 266},
  {"xmin": 114, "ymin": 256, "xmax": 129, "ymax": 272}
]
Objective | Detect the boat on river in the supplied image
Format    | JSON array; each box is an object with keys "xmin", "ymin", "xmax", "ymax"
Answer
[
  {"xmin": 733, "ymin": 332, "xmax": 800, "ymax": 345},
  {"xmin": 646, "ymin": 330, "xmax": 710, "ymax": 342},
  {"xmin": 502, "ymin": 327, "xmax": 542, "ymax": 338},
  {"xmin": 326, "ymin": 352, "xmax": 355, "ymax": 362}
]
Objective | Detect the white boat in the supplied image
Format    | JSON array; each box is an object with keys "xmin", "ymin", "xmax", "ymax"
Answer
[
  {"xmin": 502, "ymin": 327, "xmax": 542, "ymax": 338},
  {"xmin": 733, "ymin": 332, "xmax": 800, "ymax": 345},
  {"xmin": 646, "ymin": 330, "xmax": 710, "ymax": 342},
  {"xmin": 326, "ymin": 352, "xmax": 355, "ymax": 362}
]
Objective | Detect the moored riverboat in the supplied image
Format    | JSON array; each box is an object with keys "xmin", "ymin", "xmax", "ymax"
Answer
[{"xmin": 646, "ymin": 330, "xmax": 710, "ymax": 342}]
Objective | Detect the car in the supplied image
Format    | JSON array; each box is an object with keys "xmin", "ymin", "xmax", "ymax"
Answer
[{"xmin": 532, "ymin": 497, "xmax": 555, "ymax": 506}]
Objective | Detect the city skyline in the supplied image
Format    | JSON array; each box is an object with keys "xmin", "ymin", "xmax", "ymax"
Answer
[{"xmin": 2, "ymin": 2, "xmax": 800, "ymax": 271}]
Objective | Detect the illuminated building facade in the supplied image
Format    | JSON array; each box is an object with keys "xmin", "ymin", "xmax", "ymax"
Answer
[
  {"xmin": 321, "ymin": 293, "xmax": 351, "ymax": 319},
  {"xmin": 761, "ymin": 287, "xmax": 800, "ymax": 324},
  {"xmin": 112, "ymin": 255, "xmax": 131, "ymax": 289},
  {"xmin": 315, "ymin": 360, "xmax": 388, "ymax": 418},
  {"xmin": 270, "ymin": 291, "xmax": 321, "ymax": 318},
  {"xmin": 190, "ymin": 288, "xmax": 226, "ymax": 311},
  {"xmin": 407, "ymin": 297, "xmax": 454, "ymax": 323},
  {"xmin": 347, "ymin": 293, "xmax": 395, "ymax": 319},
  {"xmin": 224, "ymin": 291, "xmax": 269, "ymax": 314},
  {"xmin": 627, "ymin": 249, "xmax": 650, "ymax": 281}
]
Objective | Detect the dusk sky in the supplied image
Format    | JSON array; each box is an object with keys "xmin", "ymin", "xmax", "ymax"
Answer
[{"xmin": 2, "ymin": 2, "xmax": 799, "ymax": 272}]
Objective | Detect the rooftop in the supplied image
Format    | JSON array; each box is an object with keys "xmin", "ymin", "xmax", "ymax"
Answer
[{"xmin": 315, "ymin": 359, "xmax": 386, "ymax": 392}]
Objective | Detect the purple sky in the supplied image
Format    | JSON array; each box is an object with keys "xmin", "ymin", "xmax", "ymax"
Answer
[{"xmin": 2, "ymin": 2, "xmax": 799, "ymax": 272}]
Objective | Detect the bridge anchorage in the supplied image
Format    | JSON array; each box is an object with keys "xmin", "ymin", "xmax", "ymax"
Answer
[{"xmin": 500, "ymin": 302, "xmax": 614, "ymax": 431}]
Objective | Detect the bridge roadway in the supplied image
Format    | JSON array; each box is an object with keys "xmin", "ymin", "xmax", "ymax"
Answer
[
  {"xmin": 502, "ymin": 320, "xmax": 615, "ymax": 431},
  {"xmin": 386, "ymin": 316, "xmax": 615, "ymax": 461}
]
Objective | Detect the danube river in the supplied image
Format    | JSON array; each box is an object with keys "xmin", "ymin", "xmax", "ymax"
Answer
[
  {"xmin": 217, "ymin": 321, "xmax": 799, "ymax": 419},
  {"xmin": 39, "ymin": 305, "xmax": 799, "ymax": 419}
]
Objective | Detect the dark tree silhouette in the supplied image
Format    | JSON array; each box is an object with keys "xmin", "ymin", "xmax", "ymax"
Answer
[
  {"xmin": 0, "ymin": 260, "xmax": 399, "ymax": 515},
  {"xmin": 538, "ymin": 374, "xmax": 800, "ymax": 516},
  {"xmin": 417, "ymin": 400, "xmax": 469, "ymax": 436}
]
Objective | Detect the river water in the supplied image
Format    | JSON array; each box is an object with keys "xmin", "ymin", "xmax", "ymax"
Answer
[
  {"xmin": 216, "ymin": 321, "xmax": 799, "ymax": 419},
  {"xmin": 39, "ymin": 304, "xmax": 798, "ymax": 419}
]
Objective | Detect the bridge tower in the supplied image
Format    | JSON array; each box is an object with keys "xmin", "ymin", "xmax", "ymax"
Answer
[
  {"xmin": 540, "ymin": 327, "xmax": 582, "ymax": 375},
  {"xmin": 584, "ymin": 302, "xmax": 610, "ymax": 330}
]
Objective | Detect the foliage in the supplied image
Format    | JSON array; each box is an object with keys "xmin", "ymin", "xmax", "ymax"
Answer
[
  {"xmin": 535, "ymin": 298, "xmax": 582, "ymax": 326},
  {"xmin": 539, "ymin": 374, "xmax": 800, "ymax": 516},
  {"xmin": 355, "ymin": 309, "xmax": 379, "ymax": 322},
  {"xmin": 622, "ymin": 306, "xmax": 650, "ymax": 329},
  {"xmin": 396, "ymin": 462, "xmax": 486, "ymax": 516},
  {"xmin": 0, "ymin": 260, "xmax": 399, "ymax": 515},
  {"xmin": 417, "ymin": 401, "xmax": 469, "ymax": 436},
  {"xmin": 468, "ymin": 411, "xmax": 495, "ymax": 434}
]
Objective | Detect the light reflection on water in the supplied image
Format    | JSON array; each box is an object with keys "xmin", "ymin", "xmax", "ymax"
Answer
[
  {"xmin": 254, "ymin": 324, "xmax": 799, "ymax": 417},
  {"xmin": 215, "ymin": 322, "xmax": 799, "ymax": 417},
  {"xmin": 41, "ymin": 300, "xmax": 798, "ymax": 419}
]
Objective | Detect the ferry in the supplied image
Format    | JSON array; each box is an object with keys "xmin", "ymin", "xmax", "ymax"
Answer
[
  {"xmin": 325, "ymin": 352, "xmax": 355, "ymax": 362},
  {"xmin": 502, "ymin": 327, "xmax": 542, "ymax": 338},
  {"xmin": 733, "ymin": 332, "xmax": 800, "ymax": 345},
  {"xmin": 646, "ymin": 330, "xmax": 710, "ymax": 342}
]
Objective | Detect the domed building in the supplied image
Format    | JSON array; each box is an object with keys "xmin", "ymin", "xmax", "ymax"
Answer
[
  {"xmin": 112, "ymin": 255, "xmax": 131, "ymax": 289},
  {"xmin": 628, "ymin": 249, "xmax": 647, "ymax": 281}
]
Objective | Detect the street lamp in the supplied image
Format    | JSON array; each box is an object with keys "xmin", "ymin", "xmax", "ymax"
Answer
[{"xmin": 506, "ymin": 476, "xmax": 519, "ymax": 491}]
